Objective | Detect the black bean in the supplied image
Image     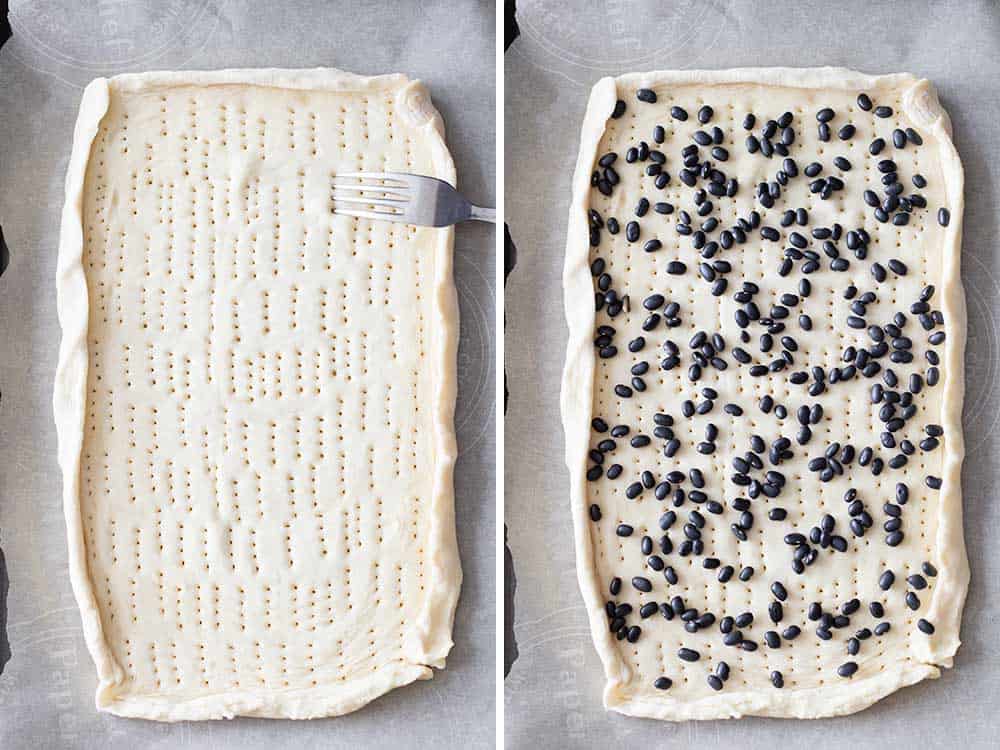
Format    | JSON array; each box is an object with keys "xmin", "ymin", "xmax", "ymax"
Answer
[
  {"xmin": 637, "ymin": 88, "xmax": 657, "ymax": 103},
  {"xmin": 638, "ymin": 601, "xmax": 658, "ymax": 619},
  {"xmin": 632, "ymin": 576, "xmax": 652, "ymax": 593},
  {"xmin": 678, "ymin": 647, "xmax": 700, "ymax": 662},
  {"xmin": 771, "ymin": 581, "xmax": 788, "ymax": 601},
  {"xmin": 668, "ymin": 105, "xmax": 689, "ymax": 121},
  {"xmin": 642, "ymin": 294, "xmax": 665, "ymax": 311},
  {"xmin": 837, "ymin": 662, "xmax": 858, "ymax": 678}
]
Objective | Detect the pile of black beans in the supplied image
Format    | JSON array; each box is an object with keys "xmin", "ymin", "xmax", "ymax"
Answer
[{"xmin": 587, "ymin": 88, "xmax": 950, "ymax": 692}]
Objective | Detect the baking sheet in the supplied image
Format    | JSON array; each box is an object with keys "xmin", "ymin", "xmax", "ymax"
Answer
[
  {"xmin": 504, "ymin": 1, "xmax": 1000, "ymax": 747},
  {"xmin": 0, "ymin": 1, "xmax": 495, "ymax": 747}
]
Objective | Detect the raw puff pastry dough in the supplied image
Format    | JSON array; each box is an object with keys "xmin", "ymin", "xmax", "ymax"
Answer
[
  {"xmin": 561, "ymin": 68, "xmax": 967, "ymax": 719},
  {"xmin": 54, "ymin": 68, "xmax": 461, "ymax": 720}
]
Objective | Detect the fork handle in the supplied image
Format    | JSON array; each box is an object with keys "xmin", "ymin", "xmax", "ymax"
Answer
[{"xmin": 468, "ymin": 205, "xmax": 497, "ymax": 223}]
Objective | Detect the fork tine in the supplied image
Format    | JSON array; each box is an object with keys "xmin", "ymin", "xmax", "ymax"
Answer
[
  {"xmin": 333, "ymin": 207, "xmax": 406, "ymax": 223},
  {"xmin": 335, "ymin": 171, "xmax": 410, "ymax": 187},
  {"xmin": 330, "ymin": 183, "xmax": 410, "ymax": 199},
  {"xmin": 364, "ymin": 203, "xmax": 402, "ymax": 215},
  {"xmin": 331, "ymin": 193, "xmax": 408, "ymax": 209}
]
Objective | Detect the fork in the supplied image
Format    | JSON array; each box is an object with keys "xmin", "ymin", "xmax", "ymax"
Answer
[{"xmin": 331, "ymin": 172, "xmax": 496, "ymax": 227}]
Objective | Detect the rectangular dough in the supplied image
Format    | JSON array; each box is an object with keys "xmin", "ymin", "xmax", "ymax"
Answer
[
  {"xmin": 561, "ymin": 68, "xmax": 967, "ymax": 719},
  {"xmin": 54, "ymin": 68, "xmax": 461, "ymax": 720}
]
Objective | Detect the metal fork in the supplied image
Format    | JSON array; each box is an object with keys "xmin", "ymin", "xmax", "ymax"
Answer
[{"xmin": 331, "ymin": 172, "xmax": 496, "ymax": 227}]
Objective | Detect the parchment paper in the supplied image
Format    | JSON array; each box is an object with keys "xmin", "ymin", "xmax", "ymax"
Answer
[
  {"xmin": 0, "ymin": 1, "xmax": 495, "ymax": 748},
  {"xmin": 505, "ymin": 1, "xmax": 1000, "ymax": 747}
]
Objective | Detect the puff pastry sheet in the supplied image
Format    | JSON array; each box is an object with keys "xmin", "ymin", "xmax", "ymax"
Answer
[
  {"xmin": 561, "ymin": 67, "xmax": 967, "ymax": 719},
  {"xmin": 54, "ymin": 68, "xmax": 461, "ymax": 720}
]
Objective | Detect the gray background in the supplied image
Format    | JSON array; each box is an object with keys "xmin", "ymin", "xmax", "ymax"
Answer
[
  {"xmin": 505, "ymin": 1, "xmax": 1000, "ymax": 748},
  {"xmin": 0, "ymin": 1, "xmax": 495, "ymax": 748}
]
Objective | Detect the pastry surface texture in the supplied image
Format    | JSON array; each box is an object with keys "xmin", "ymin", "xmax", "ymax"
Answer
[
  {"xmin": 562, "ymin": 67, "xmax": 966, "ymax": 720},
  {"xmin": 54, "ymin": 68, "xmax": 460, "ymax": 720}
]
